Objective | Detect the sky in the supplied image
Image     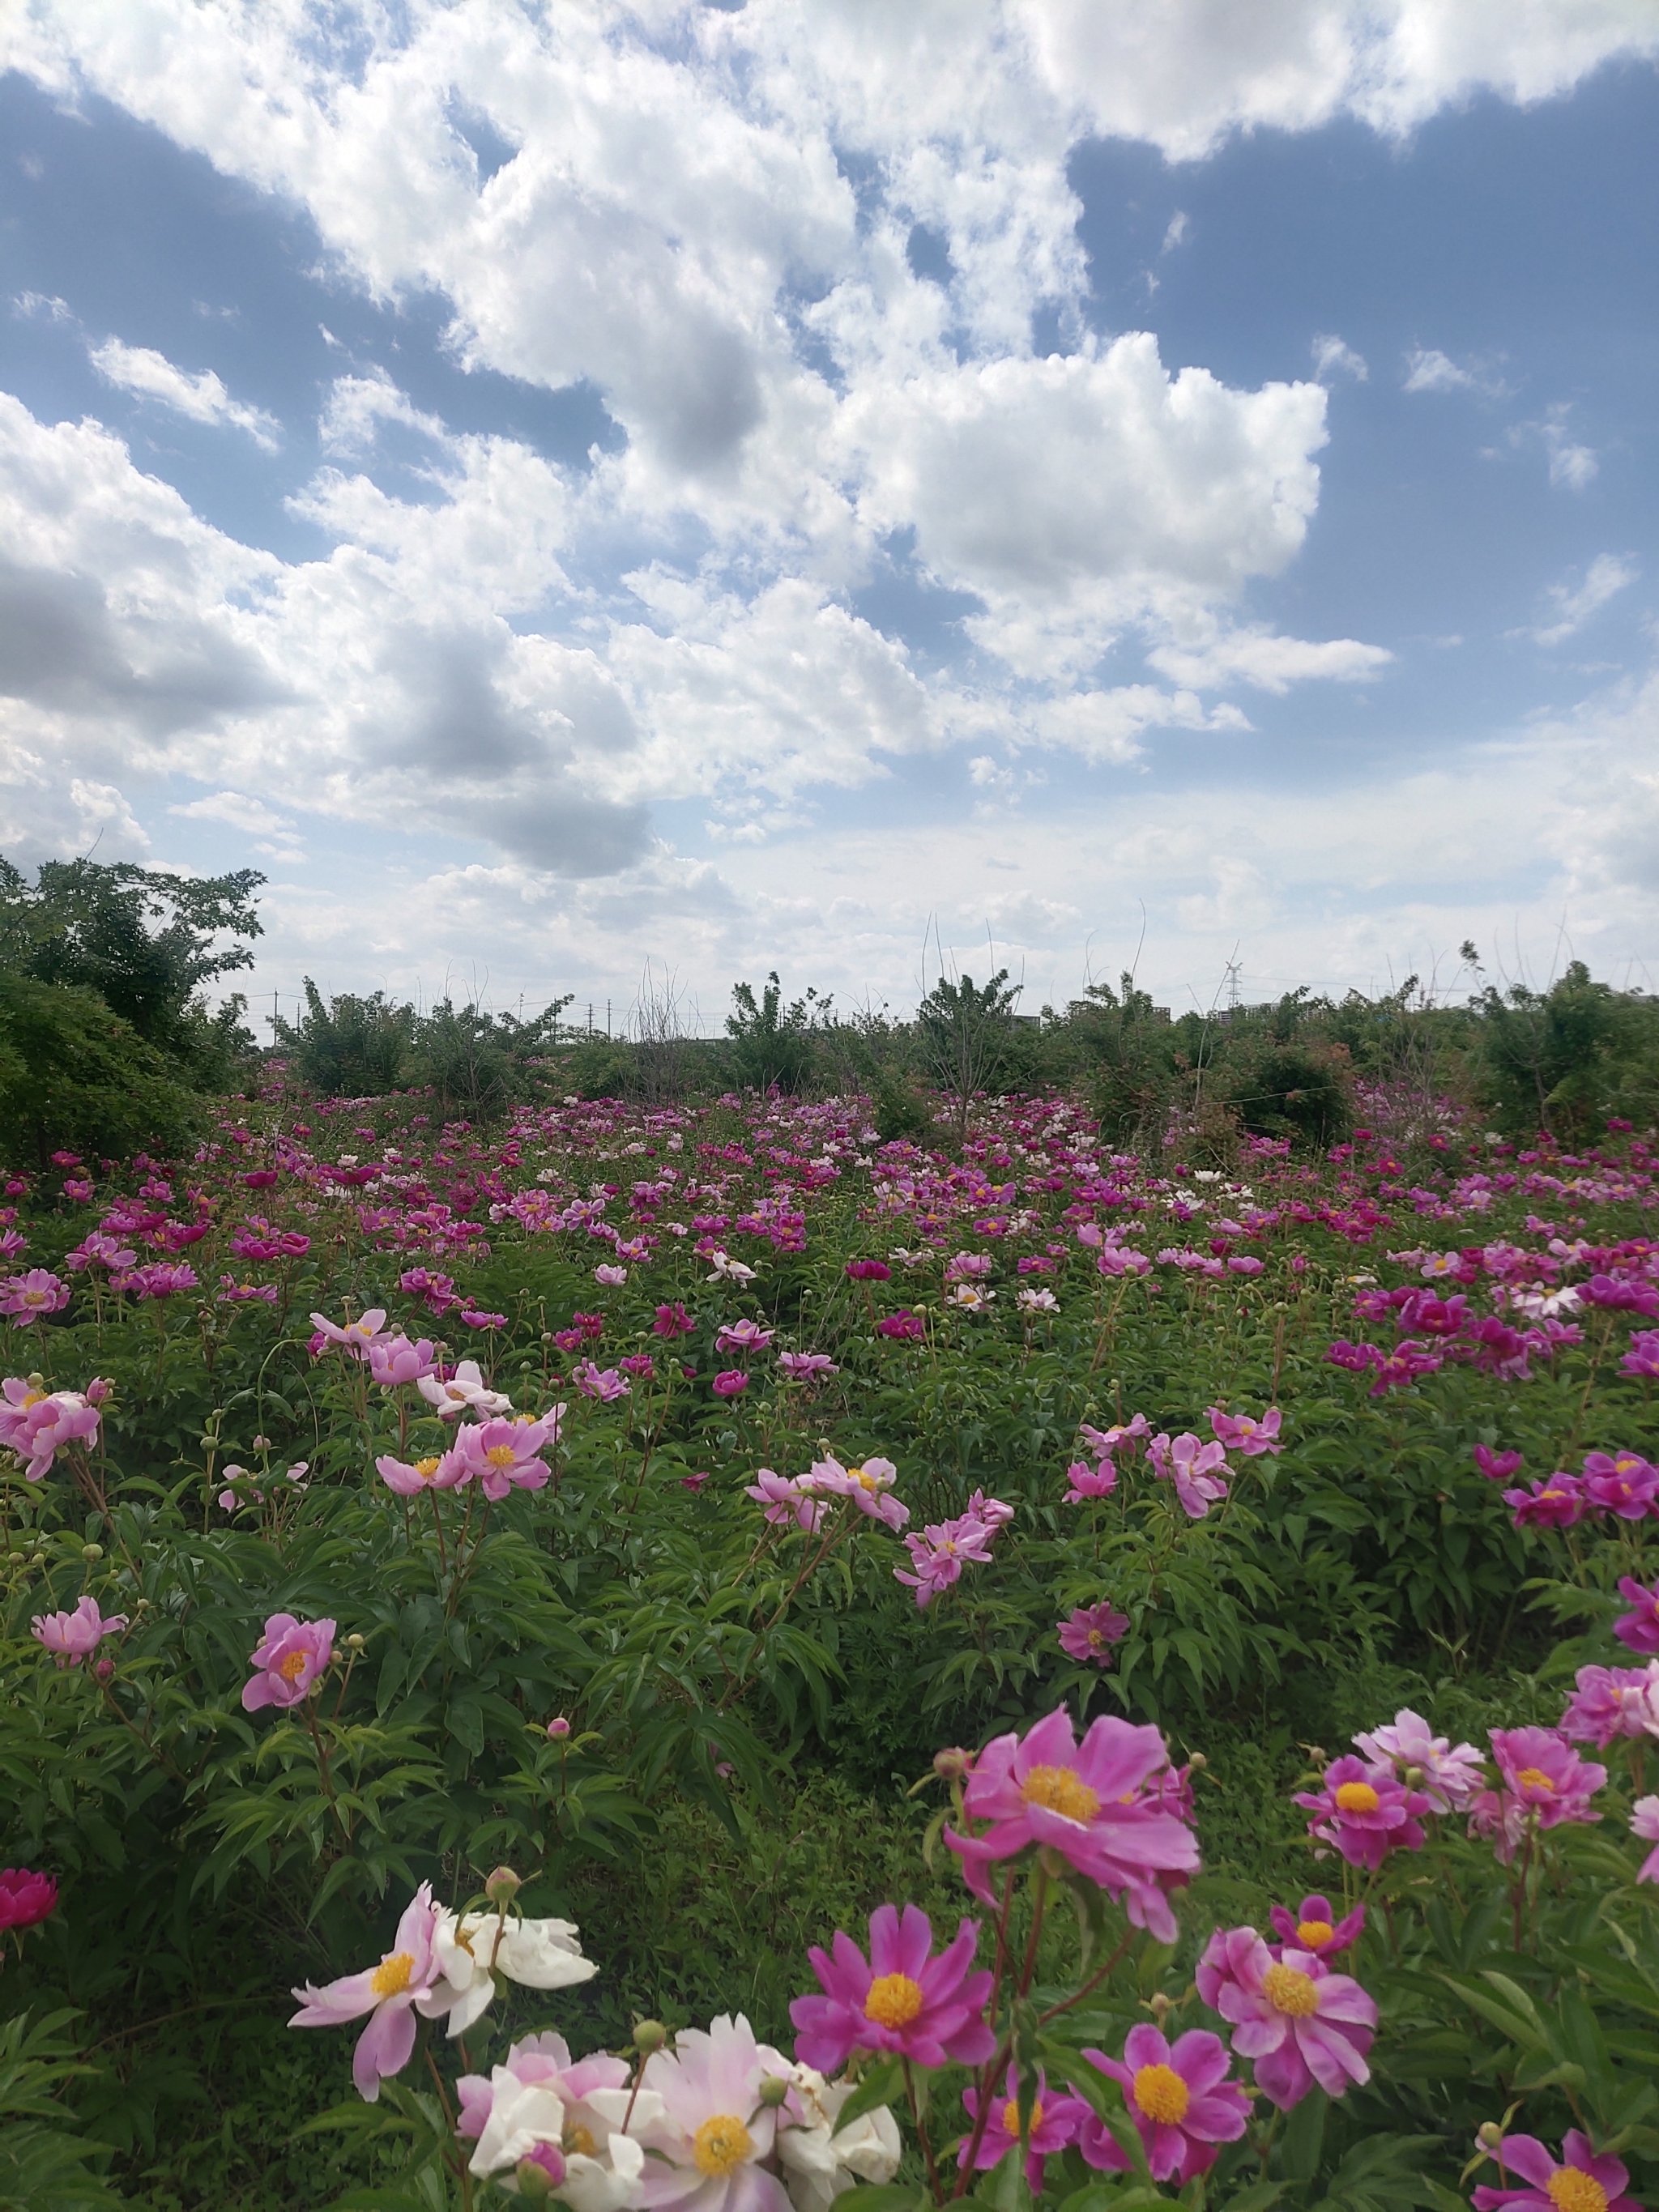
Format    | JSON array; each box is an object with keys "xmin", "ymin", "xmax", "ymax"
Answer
[{"xmin": 2, "ymin": 1, "xmax": 1657, "ymax": 1038}]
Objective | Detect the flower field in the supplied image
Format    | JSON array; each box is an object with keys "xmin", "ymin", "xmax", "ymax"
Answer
[{"xmin": 3, "ymin": 1080, "xmax": 1659, "ymax": 2210}]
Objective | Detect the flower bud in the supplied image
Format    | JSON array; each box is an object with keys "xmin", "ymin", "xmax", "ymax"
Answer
[
  {"xmin": 633, "ymin": 2019, "xmax": 668, "ymax": 2056},
  {"xmin": 1186, "ymin": 1752, "xmax": 1208, "ymax": 1773},
  {"xmin": 548, "ymin": 1715, "xmax": 572, "ymax": 1741},
  {"xmin": 1147, "ymin": 1991, "xmax": 1175, "ymax": 2023},
  {"xmin": 345, "ymin": 1632, "xmax": 367, "ymax": 1652},
  {"xmin": 484, "ymin": 1865, "xmax": 522, "ymax": 1907},
  {"xmin": 81, "ymin": 1543, "xmax": 103, "ymax": 1562},
  {"xmin": 93, "ymin": 1657, "xmax": 115, "ymax": 1683},
  {"xmin": 1476, "ymin": 2123, "xmax": 1505, "ymax": 2153},
  {"xmin": 514, "ymin": 2146, "xmax": 564, "ymax": 2199},
  {"xmin": 757, "ymin": 2073, "xmax": 791, "ymax": 2109},
  {"xmin": 1402, "ymin": 1764, "xmax": 1426, "ymax": 1788},
  {"xmin": 252, "ymin": 1434, "xmax": 271, "ymax": 1450},
  {"xmin": 932, "ymin": 1745, "xmax": 974, "ymax": 1781}
]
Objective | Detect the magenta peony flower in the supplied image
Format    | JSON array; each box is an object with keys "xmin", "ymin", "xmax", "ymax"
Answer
[
  {"xmin": 894, "ymin": 1515, "xmax": 995, "ymax": 1609},
  {"xmin": 778, "ymin": 1350, "xmax": 838, "ymax": 1379},
  {"xmin": 1559, "ymin": 1663, "xmax": 1659, "ymax": 1745},
  {"xmin": 0, "ymin": 1379, "xmax": 100, "ymax": 1481},
  {"xmin": 1207, "ymin": 1406, "xmax": 1282, "ymax": 1457},
  {"xmin": 1080, "ymin": 2024, "xmax": 1250, "ymax": 2183},
  {"xmin": 1614, "ymin": 1575, "xmax": 1659, "ymax": 1655},
  {"xmin": 31, "ymin": 1595, "xmax": 127, "ymax": 1668},
  {"xmin": 1149, "ymin": 1432, "xmax": 1230, "ymax": 1519},
  {"xmin": 875, "ymin": 1309, "xmax": 925, "ymax": 1340},
  {"xmin": 1487, "ymin": 1727, "xmax": 1606, "ymax": 1831},
  {"xmin": 574, "ymin": 1361, "xmax": 630, "ymax": 1403},
  {"xmin": 289, "ymin": 1882, "xmax": 453, "ymax": 2102},
  {"xmin": 0, "ymin": 1867, "xmax": 58, "ymax": 1930},
  {"xmin": 1294, "ymin": 1755, "xmax": 1431, "ymax": 1870},
  {"xmin": 1621, "ymin": 1330, "xmax": 1659, "ymax": 1379},
  {"xmin": 960, "ymin": 2065, "xmax": 1087, "ymax": 2191},
  {"xmin": 790, "ymin": 1903, "xmax": 994, "ymax": 2071},
  {"xmin": 1267, "ymin": 1894, "xmax": 1365, "ymax": 1958},
  {"xmin": 0, "ymin": 1269, "xmax": 70, "ymax": 1326},
  {"xmin": 1064, "ymin": 1460, "xmax": 1118, "ymax": 1502},
  {"xmin": 1197, "ymin": 1929, "xmax": 1375, "ymax": 2109},
  {"xmin": 714, "ymin": 1319, "xmax": 774, "ymax": 1355},
  {"xmin": 1583, "ymin": 1449, "xmax": 1659, "ymax": 1519},
  {"xmin": 366, "ymin": 1333, "xmax": 437, "ymax": 1387},
  {"xmin": 242, "ymin": 1613, "xmax": 336, "ymax": 1711},
  {"xmin": 1059, "ymin": 1602, "xmax": 1129, "ymax": 1667},
  {"xmin": 652, "ymin": 1301, "xmax": 694, "ymax": 1336},
  {"xmin": 710, "ymin": 1368, "xmax": 749, "ymax": 1398},
  {"xmin": 1503, "ymin": 1474, "xmax": 1590, "ymax": 1528},
  {"xmin": 845, "ymin": 1259, "xmax": 892, "ymax": 1281},
  {"xmin": 1471, "ymin": 2130, "xmax": 1639, "ymax": 2212},
  {"xmin": 375, "ymin": 1450, "xmax": 469, "ymax": 1495},
  {"xmin": 1473, "ymin": 1444, "xmax": 1524, "ymax": 1482},
  {"xmin": 947, "ymin": 1707, "xmax": 1198, "ymax": 1940}
]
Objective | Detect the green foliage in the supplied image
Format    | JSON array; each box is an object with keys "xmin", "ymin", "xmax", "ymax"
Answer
[
  {"xmin": 0, "ymin": 856, "xmax": 262, "ymax": 1085},
  {"xmin": 404, "ymin": 998, "xmax": 570, "ymax": 1122},
  {"xmin": 726, "ymin": 974, "xmax": 830, "ymax": 1093},
  {"xmin": 275, "ymin": 982, "xmax": 416, "ymax": 1097},
  {"xmin": 0, "ymin": 2011, "xmax": 122, "ymax": 2210},
  {"xmin": 1471, "ymin": 960, "xmax": 1659, "ymax": 1137},
  {"xmin": 0, "ymin": 974, "xmax": 204, "ymax": 1168},
  {"xmin": 1213, "ymin": 1037, "xmax": 1356, "ymax": 1151}
]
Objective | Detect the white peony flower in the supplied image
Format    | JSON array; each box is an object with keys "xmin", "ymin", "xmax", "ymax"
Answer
[{"xmin": 775, "ymin": 2072, "xmax": 902, "ymax": 2212}]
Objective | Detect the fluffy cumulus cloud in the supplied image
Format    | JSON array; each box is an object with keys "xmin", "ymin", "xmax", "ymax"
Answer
[{"xmin": 2, "ymin": 0, "xmax": 1657, "ymax": 997}]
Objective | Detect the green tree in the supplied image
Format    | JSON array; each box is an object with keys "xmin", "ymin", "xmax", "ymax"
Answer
[
  {"xmin": 725, "ymin": 973, "xmax": 829, "ymax": 1093},
  {"xmin": 0, "ymin": 974, "xmax": 203, "ymax": 1168},
  {"xmin": 275, "ymin": 981, "xmax": 416, "ymax": 1097},
  {"xmin": 916, "ymin": 968, "xmax": 1021, "ymax": 1146}
]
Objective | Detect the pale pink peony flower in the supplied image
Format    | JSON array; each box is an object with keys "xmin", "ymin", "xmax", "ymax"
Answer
[
  {"xmin": 0, "ymin": 1269, "xmax": 70, "ymax": 1326},
  {"xmin": 242, "ymin": 1613, "xmax": 335, "ymax": 1711},
  {"xmin": 0, "ymin": 1379, "xmax": 100, "ymax": 1480},
  {"xmin": 636, "ymin": 2013, "xmax": 796, "ymax": 2212},
  {"xmin": 1351, "ymin": 1708, "xmax": 1484, "ymax": 1810},
  {"xmin": 451, "ymin": 1412, "xmax": 561, "ymax": 1499},
  {"xmin": 1197, "ymin": 1930, "xmax": 1375, "ymax": 2109},
  {"xmin": 375, "ymin": 1450, "xmax": 469, "ymax": 1495},
  {"xmin": 1631, "ymin": 1796, "xmax": 1659, "ymax": 1882},
  {"xmin": 366, "ymin": 1333, "xmax": 437, "ymax": 1387},
  {"xmin": 31, "ymin": 1594, "xmax": 127, "ymax": 1667},
  {"xmin": 289, "ymin": 1882, "xmax": 455, "ymax": 2101},
  {"xmin": 309, "ymin": 1307, "xmax": 389, "ymax": 1360},
  {"xmin": 417, "ymin": 1359, "xmax": 514, "ymax": 1421}
]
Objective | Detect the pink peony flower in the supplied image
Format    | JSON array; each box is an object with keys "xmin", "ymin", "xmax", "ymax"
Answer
[
  {"xmin": 31, "ymin": 1595, "xmax": 127, "ymax": 1668},
  {"xmin": 1058, "ymin": 1602, "xmax": 1129, "ymax": 1667},
  {"xmin": 574, "ymin": 1361, "xmax": 631, "ymax": 1403},
  {"xmin": 778, "ymin": 1350, "xmax": 838, "ymax": 1379},
  {"xmin": 242, "ymin": 1613, "xmax": 336, "ymax": 1711},
  {"xmin": 845, "ymin": 1259, "xmax": 892, "ymax": 1281},
  {"xmin": 653, "ymin": 1302, "xmax": 694, "ymax": 1336},
  {"xmin": 714, "ymin": 1319, "xmax": 774, "ymax": 1354},
  {"xmin": 1267, "ymin": 1893, "xmax": 1365, "ymax": 1958},
  {"xmin": 1079, "ymin": 1418, "xmax": 1151, "ymax": 1462},
  {"xmin": 803, "ymin": 1455, "xmax": 908, "ymax": 1529},
  {"xmin": 0, "ymin": 1269, "xmax": 70, "ymax": 1326},
  {"xmin": 375, "ymin": 1450, "xmax": 469, "ymax": 1495},
  {"xmin": 1081, "ymin": 2024, "xmax": 1250, "ymax": 2184},
  {"xmin": 947, "ymin": 1707, "xmax": 1198, "ymax": 1941},
  {"xmin": 0, "ymin": 1379, "xmax": 100, "ymax": 1481},
  {"xmin": 366, "ymin": 1334, "xmax": 437, "ymax": 1388},
  {"xmin": 289, "ymin": 1882, "xmax": 455, "ymax": 2102},
  {"xmin": 1472, "ymin": 2131, "xmax": 1639, "ymax": 2212},
  {"xmin": 1196, "ymin": 1930, "xmax": 1375, "ymax": 2108},
  {"xmin": 309, "ymin": 1306, "xmax": 389, "ymax": 1360},
  {"xmin": 636, "ymin": 2012, "xmax": 795, "ymax": 2212},
  {"xmin": 1064, "ymin": 1460, "xmax": 1118, "ymax": 1502},
  {"xmin": 1615, "ymin": 1575, "xmax": 1659, "ymax": 1655},
  {"xmin": 1486, "ymin": 1726, "xmax": 1606, "ymax": 1832},
  {"xmin": 1207, "ymin": 1406, "xmax": 1282, "ymax": 1457},
  {"xmin": 1559, "ymin": 1663, "xmax": 1659, "ymax": 1745},
  {"xmin": 710, "ymin": 1369, "xmax": 749, "ymax": 1398},
  {"xmin": 790, "ymin": 1903, "xmax": 994, "ymax": 2072},
  {"xmin": 744, "ymin": 1468, "xmax": 825, "ymax": 1533},
  {"xmin": 1294, "ymin": 1755, "xmax": 1431, "ymax": 1870},
  {"xmin": 875, "ymin": 1309, "xmax": 925, "ymax": 1340},
  {"xmin": 960, "ymin": 2065, "xmax": 1086, "ymax": 2191},
  {"xmin": 1631, "ymin": 1796, "xmax": 1659, "ymax": 1882},
  {"xmin": 894, "ymin": 1515, "xmax": 995, "ymax": 1609},
  {"xmin": 1583, "ymin": 1449, "xmax": 1659, "ymax": 1519},
  {"xmin": 594, "ymin": 1264, "xmax": 628, "ymax": 1286},
  {"xmin": 0, "ymin": 1867, "xmax": 58, "ymax": 1930},
  {"xmin": 457, "ymin": 2028, "xmax": 641, "ymax": 2196},
  {"xmin": 1149, "ymin": 1431, "xmax": 1230, "ymax": 1519},
  {"xmin": 1351, "ymin": 1709, "xmax": 1485, "ymax": 1811},
  {"xmin": 451, "ymin": 1412, "xmax": 561, "ymax": 1499}
]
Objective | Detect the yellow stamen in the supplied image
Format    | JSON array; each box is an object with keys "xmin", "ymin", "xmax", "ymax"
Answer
[
  {"xmin": 276, "ymin": 1649, "xmax": 309, "ymax": 1682},
  {"xmin": 1333, "ymin": 1780, "xmax": 1380, "ymax": 1814},
  {"xmin": 1132, "ymin": 2063, "xmax": 1190, "ymax": 2125},
  {"xmin": 1547, "ymin": 2172, "xmax": 1608, "ymax": 2212},
  {"xmin": 1262, "ymin": 1963, "xmax": 1320, "ymax": 2018},
  {"xmin": 1515, "ymin": 1767, "xmax": 1555, "ymax": 1792},
  {"xmin": 370, "ymin": 1951, "xmax": 413, "ymax": 1998},
  {"xmin": 1296, "ymin": 1919, "xmax": 1336, "ymax": 1950},
  {"xmin": 1001, "ymin": 2098, "xmax": 1044, "ymax": 2139},
  {"xmin": 692, "ymin": 2116, "xmax": 753, "ymax": 2176},
  {"xmin": 864, "ymin": 1973, "xmax": 925, "ymax": 2028},
  {"xmin": 413, "ymin": 1456, "xmax": 441, "ymax": 1481},
  {"xmin": 564, "ymin": 2122, "xmax": 599, "ymax": 2159},
  {"xmin": 485, "ymin": 1444, "xmax": 518, "ymax": 1468},
  {"xmin": 1021, "ymin": 1765, "xmax": 1101, "ymax": 1822}
]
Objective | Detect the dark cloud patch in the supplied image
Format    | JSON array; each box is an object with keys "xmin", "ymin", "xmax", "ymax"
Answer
[{"xmin": 0, "ymin": 552, "xmax": 284, "ymax": 731}]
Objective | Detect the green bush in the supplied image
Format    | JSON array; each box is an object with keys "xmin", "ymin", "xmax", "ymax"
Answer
[{"xmin": 0, "ymin": 975, "xmax": 203, "ymax": 1169}]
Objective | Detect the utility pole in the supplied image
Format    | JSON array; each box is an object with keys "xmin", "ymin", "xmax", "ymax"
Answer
[{"xmin": 1224, "ymin": 960, "xmax": 1242, "ymax": 1014}]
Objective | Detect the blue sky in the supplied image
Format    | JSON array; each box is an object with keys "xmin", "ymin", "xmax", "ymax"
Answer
[{"xmin": 1, "ymin": 3, "xmax": 1657, "ymax": 1030}]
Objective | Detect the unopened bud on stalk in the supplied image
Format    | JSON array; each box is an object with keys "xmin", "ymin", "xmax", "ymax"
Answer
[
  {"xmin": 1402, "ymin": 1764, "xmax": 1426, "ymax": 1788},
  {"xmin": 1147, "ymin": 1992, "xmax": 1174, "ymax": 2023},
  {"xmin": 757, "ymin": 2074, "xmax": 791, "ymax": 2109},
  {"xmin": 252, "ymin": 1434, "xmax": 271, "ymax": 1450},
  {"xmin": 81, "ymin": 1543, "xmax": 103, "ymax": 1562},
  {"xmin": 484, "ymin": 1865, "xmax": 522, "ymax": 1907},
  {"xmin": 93, "ymin": 1657, "xmax": 114, "ymax": 1683},
  {"xmin": 514, "ymin": 2149, "xmax": 563, "ymax": 2199},
  {"xmin": 548, "ymin": 1715, "xmax": 572, "ymax": 1741},
  {"xmin": 1476, "ymin": 2123, "xmax": 1506, "ymax": 2153},
  {"xmin": 932, "ymin": 1745, "xmax": 974, "ymax": 1781},
  {"xmin": 345, "ymin": 1633, "xmax": 366, "ymax": 1652},
  {"xmin": 1186, "ymin": 1752, "xmax": 1207, "ymax": 1774},
  {"xmin": 633, "ymin": 2020, "xmax": 668, "ymax": 2056}
]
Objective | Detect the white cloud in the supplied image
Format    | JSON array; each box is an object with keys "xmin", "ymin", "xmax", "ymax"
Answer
[
  {"xmin": 1146, "ymin": 622, "xmax": 1392, "ymax": 693},
  {"xmin": 1540, "ymin": 405, "xmax": 1599, "ymax": 490},
  {"xmin": 1311, "ymin": 332, "xmax": 1367, "ymax": 381},
  {"xmin": 1401, "ymin": 346, "xmax": 1509, "ymax": 397},
  {"xmin": 88, "ymin": 337, "xmax": 281, "ymax": 450},
  {"xmin": 1162, "ymin": 210, "xmax": 1191, "ymax": 252},
  {"xmin": 1524, "ymin": 554, "xmax": 1638, "ymax": 646}
]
